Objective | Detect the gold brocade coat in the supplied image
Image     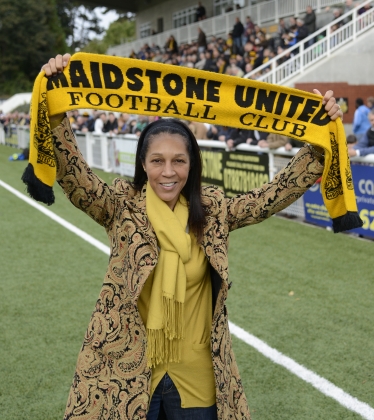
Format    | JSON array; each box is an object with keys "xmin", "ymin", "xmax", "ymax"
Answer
[{"xmin": 52, "ymin": 118, "xmax": 323, "ymax": 420}]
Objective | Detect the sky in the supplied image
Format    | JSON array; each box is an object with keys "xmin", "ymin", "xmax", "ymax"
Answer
[{"xmin": 96, "ymin": 7, "xmax": 120, "ymax": 31}]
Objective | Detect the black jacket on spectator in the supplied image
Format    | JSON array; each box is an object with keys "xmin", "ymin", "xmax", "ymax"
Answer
[
  {"xmin": 304, "ymin": 10, "xmax": 316, "ymax": 34},
  {"xmin": 232, "ymin": 21, "xmax": 244, "ymax": 38}
]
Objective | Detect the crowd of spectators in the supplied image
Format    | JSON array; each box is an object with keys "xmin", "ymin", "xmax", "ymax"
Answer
[
  {"xmin": 0, "ymin": 111, "xmax": 30, "ymax": 136},
  {"xmin": 126, "ymin": 1, "xmax": 371, "ymax": 81}
]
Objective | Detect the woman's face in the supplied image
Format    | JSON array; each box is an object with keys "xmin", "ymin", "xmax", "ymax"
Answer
[{"xmin": 143, "ymin": 132, "xmax": 190, "ymax": 210}]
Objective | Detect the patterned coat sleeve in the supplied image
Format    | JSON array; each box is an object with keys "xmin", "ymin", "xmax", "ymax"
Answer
[
  {"xmin": 226, "ymin": 145, "xmax": 324, "ymax": 232},
  {"xmin": 52, "ymin": 116, "xmax": 117, "ymax": 229}
]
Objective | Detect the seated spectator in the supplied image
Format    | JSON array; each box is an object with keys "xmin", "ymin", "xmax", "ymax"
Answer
[
  {"xmin": 216, "ymin": 56, "xmax": 229, "ymax": 73},
  {"xmin": 349, "ymin": 109, "xmax": 374, "ymax": 157},
  {"xmin": 104, "ymin": 112, "xmax": 119, "ymax": 135},
  {"xmin": 353, "ymin": 98, "xmax": 371, "ymax": 142},
  {"xmin": 202, "ymin": 50, "xmax": 218, "ymax": 72},
  {"xmin": 164, "ymin": 35, "xmax": 178, "ymax": 55}
]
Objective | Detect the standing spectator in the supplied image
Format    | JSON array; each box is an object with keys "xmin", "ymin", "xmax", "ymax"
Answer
[
  {"xmin": 104, "ymin": 112, "xmax": 119, "ymax": 135},
  {"xmin": 304, "ymin": 6, "xmax": 316, "ymax": 36},
  {"xmin": 197, "ymin": 27, "xmax": 207, "ymax": 53},
  {"xmin": 343, "ymin": 0, "xmax": 355, "ymax": 23},
  {"xmin": 245, "ymin": 16, "xmax": 255, "ymax": 36},
  {"xmin": 195, "ymin": 1, "xmax": 206, "ymax": 21},
  {"xmin": 349, "ymin": 109, "xmax": 374, "ymax": 157},
  {"xmin": 353, "ymin": 98, "xmax": 371, "ymax": 142},
  {"xmin": 295, "ymin": 18, "xmax": 309, "ymax": 44},
  {"xmin": 94, "ymin": 112, "xmax": 107, "ymax": 134},
  {"xmin": 232, "ymin": 17, "xmax": 244, "ymax": 55}
]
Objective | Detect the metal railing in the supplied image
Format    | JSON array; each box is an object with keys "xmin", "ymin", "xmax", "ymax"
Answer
[
  {"xmin": 4, "ymin": 126, "xmax": 374, "ymax": 223},
  {"xmin": 107, "ymin": 0, "xmax": 340, "ymax": 57},
  {"xmin": 243, "ymin": 0, "xmax": 374, "ymax": 84}
]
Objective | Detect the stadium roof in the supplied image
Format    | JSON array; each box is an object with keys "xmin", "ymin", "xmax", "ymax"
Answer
[{"xmin": 84, "ymin": 0, "xmax": 138, "ymax": 13}]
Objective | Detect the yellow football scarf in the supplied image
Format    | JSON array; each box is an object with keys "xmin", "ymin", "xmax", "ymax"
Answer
[
  {"xmin": 145, "ymin": 182, "xmax": 191, "ymax": 367},
  {"xmin": 22, "ymin": 52, "xmax": 362, "ymax": 232}
]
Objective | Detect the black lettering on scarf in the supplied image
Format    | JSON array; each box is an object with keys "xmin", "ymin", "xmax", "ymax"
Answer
[
  {"xmin": 163, "ymin": 100, "xmax": 181, "ymax": 115},
  {"xmin": 106, "ymin": 94, "xmax": 123, "ymax": 108},
  {"xmin": 102, "ymin": 63, "xmax": 124, "ymax": 89},
  {"xmin": 126, "ymin": 95, "xmax": 143, "ymax": 110},
  {"xmin": 239, "ymin": 112, "xmax": 256, "ymax": 125},
  {"xmin": 90, "ymin": 62, "xmax": 102, "ymax": 88},
  {"xmin": 255, "ymin": 89, "xmax": 277, "ymax": 113},
  {"xmin": 186, "ymin": 77, "xmax": 205, "ymax": 100},
  {"xmin": 206, "ymin": 80, "xmax": 221, "ymax": 103},
  {"xmin": 145, "ymin": 96, "xmax": 161, "ymax": 112},
  {"xmin": 46, "ymin": 73, "xmax": 69, "ymax": 91},
  {"xmin": 290, "ymin": 123, "xmax": 307, "ymax": 137},
  {"xmin": 254, "ymin": 115, "xmax": 268, "ymax": 130},
  {"xmin": 286, "ymin": 95, "xmax": 304, "ymax": 118},
  {"xmin": 184, "ymin": 102, "xmax": 199, "ymax": 118},
  {"xmin": 234, "ymin": 86, "xmax": 256, "ymax": 107},
  {"xmin": 67, "ymin": 92, "xmax": 83, "ymax": 106},
  {"xmin": 70, "ymin": 61, "xmax": 91, "ymax": 88},
  {"xmin": 127, "ymin": 68, "xmax": 143, "ymax": 91},
  {"xmin": 272, "ymin": 118, "xmax": 290, "ymax": 132},
  {"xmin": 274, "ymin": 92, "xmax": 287, "ymax": 115},
  {"xmin": 202, "ymin": 104, "xmax": 216, "ymax": 120},
  {"xmin": 298, "ymin": 99, "xmax": 320, "ymax": 122},
  {"xmin": 163, "ymin": 74, "xmax": 183, "ymax": 96},
  {"xmin": 310, "ymin": 106, "xmax": 331, "ymax": 126},
  {"xmin": 145, "ymin": 70, "xmax": 161, "ymax": 93},
  {"xmin": 86, "ymin": 93, "xmax": 103, "ymax": 107}
]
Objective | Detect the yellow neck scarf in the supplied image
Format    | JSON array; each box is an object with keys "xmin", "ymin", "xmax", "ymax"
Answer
[
  {"xmin": 22, "ymin": 52, "xmax": 362, "ymax": 233},
  {"xmin": 145, "ymin": 182, "xmax": 191, "ymax": 367}
]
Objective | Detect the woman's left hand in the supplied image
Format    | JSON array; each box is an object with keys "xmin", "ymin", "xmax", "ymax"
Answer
[{"xmin": 313, "ymin": 89, "xmax": 343, "ymax": 121}]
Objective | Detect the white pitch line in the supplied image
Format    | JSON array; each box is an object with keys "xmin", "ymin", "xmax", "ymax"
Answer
[
  {"xmin": 0, "ymin": 180, "xmax": 110, "ymax": 256},
  {"xmin": 2, "ymin": 179, "xmax": 374, "ymax": 420},
  {"xmin": 229, "ymin": 322, "xmax": 374, "ymax": 420}
]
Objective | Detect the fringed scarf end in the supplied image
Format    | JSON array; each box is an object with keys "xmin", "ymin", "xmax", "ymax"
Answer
[
  {"xmin": 21, "ymin": 163, "xmax": 55, "ymax": 205},
  {"xmin": 146, "ymin": 328, "xmax": 182, "ymax": 368},
  {"xmin": 332, "ymin": 211, "xmax": 363, "ymax": 233}
]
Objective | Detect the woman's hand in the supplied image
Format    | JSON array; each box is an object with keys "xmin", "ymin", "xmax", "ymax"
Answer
[
  {"xmin": 42, "ymin": 53, "xmax": 71, "ymax": 77},
  {"xmin": 313, "ymin": 89, "xmax": 343, "ymax": 121},
  {"xmin": 42, "ymin": 54, "xmax": 72, "ymax": 124}
]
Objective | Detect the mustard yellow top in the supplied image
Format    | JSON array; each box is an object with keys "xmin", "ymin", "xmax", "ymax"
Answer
[{"xmin": 138, "ymin": 232, "xmax": 216, "ymax": 408}]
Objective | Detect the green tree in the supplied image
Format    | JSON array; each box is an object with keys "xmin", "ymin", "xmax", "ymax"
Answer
[
  {"xmin": 0, "ymin": 0, "xmax": 67, "ymax": 96},
  {"xmin": 83, "ymin": 18, "xmax": 135, "ymax": 54}
]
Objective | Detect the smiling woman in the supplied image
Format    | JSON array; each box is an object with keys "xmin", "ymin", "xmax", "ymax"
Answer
[{"xmin": 39, "ymin": 53, "xmax": 345, "ymax": 420}]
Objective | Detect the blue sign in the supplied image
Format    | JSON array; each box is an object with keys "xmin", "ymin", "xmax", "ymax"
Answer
[{"xmin": 303, "ymin": 163, "xmax": 374, "ymax": 238}]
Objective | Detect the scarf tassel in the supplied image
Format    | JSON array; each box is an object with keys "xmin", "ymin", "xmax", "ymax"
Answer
[
  {"xmin": 332, "ymin": 211, "xmax": 363, "ymax": 233},
  {"xmin": 146, "ymin": 298, "xmax": 184, "ymax": 368},
  {"xmin": 163, "ymin": 296, "xmax": 184, "ymax": 340},
  {"xmin": 21, "ymin": 163, "xmax": 55, "ymax": 205}
]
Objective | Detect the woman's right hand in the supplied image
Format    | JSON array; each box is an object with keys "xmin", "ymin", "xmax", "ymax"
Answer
[
  {"xmin": 42, "ymin": 54, "xmax": 72, "ymax": 123},
  {"xmin": 42, "ymin": 53, "xmax": 71, "ymax": 77}
]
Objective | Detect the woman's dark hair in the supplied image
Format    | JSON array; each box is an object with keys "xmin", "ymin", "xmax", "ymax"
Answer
[{"xmin": 132, "ymin": 118, "xmax": 206, "ymax": 242}]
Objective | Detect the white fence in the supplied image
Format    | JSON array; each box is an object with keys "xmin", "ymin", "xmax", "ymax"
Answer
[
  {"xmin": 244, "ymin": 0, "xmax": 374, "ymax": 84},
  {"xmin": 4, "ymin": 126, "xmax": 373, "ymax": 223},
  {"xmin": 107, "ymin": 0, "xmax": 341, "ymax": 57}
]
